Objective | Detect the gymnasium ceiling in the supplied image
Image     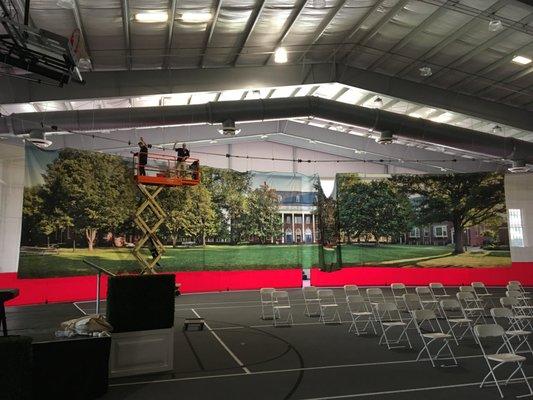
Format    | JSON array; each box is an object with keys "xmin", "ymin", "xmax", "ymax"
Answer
[{"xmin": 1, "ymin": 0, "xmax": 533, "ymax": 172}]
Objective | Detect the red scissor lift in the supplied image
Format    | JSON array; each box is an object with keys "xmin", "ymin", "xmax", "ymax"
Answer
[{"xmin": 132, "ymin": 152, "xmax": 200, "ymax": 274}]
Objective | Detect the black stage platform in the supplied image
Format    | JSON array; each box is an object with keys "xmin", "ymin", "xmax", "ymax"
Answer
[{"xmin": 6, "ymin": 287, "xmax": 533, "ymax": 400}]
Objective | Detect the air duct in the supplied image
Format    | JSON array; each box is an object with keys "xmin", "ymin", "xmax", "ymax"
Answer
[{"xmin": 1, "ymin": 96, "xmax": 532, "ymax": 163}]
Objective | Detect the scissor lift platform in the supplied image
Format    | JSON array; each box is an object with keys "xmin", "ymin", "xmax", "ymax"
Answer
[{"xmin": 132, "ymin": 152, "xmax": 200, "ymax": 274}]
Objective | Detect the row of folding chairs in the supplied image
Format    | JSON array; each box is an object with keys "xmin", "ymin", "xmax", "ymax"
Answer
[
  {"xmin": 341, "ymin": 280, "xmax": 533, "ymax": 399},
  {"xmin": 259, "ymin": 288, "xmax": 294, "ymax": 326}
]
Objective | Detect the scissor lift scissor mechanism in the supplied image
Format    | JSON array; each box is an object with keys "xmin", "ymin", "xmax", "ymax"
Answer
[{"xmin": 132, "ymin": 152, "xmax": 200, "ymax": 274}]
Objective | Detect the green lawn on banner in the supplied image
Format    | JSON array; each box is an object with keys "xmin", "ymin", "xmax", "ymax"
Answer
[{"xmin": 17, "ymin": 244, "xmax": 456, "ymax": 278}]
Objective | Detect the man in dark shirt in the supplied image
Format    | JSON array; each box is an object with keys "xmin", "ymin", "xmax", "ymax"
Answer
[
  {"xmin": 137, "ymin": 137, "xmax": 152, "ymax": 176},
  {"xmin": 173, "ymin": 143, "xmax": 190, "ymax": 177}
]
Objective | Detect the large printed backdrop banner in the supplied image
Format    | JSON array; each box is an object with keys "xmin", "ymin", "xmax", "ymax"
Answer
[
  {"xmin": 18, "ymin": 146, "xmax": 320, "ymax": 278},
  {"xmin": 318, "ymin": 172, "xmax": 511, "ymax": 270}
]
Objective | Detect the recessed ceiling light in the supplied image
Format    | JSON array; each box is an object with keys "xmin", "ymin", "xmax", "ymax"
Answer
[
  {"xmin": 308, "ymin": 139, "xmax": 317, "ymax": 144},
  {"xmin": 260, "ymin": 134, "xmax": 268, "ymax": 140},
  {"xmin": 181, "ymin": 12, "xmax": 212, "ymax": 23},
  {"xmin": 274, "ymin": 47, "xmax": 288, "ymax": 64},
  {"xmin": 209, "ymin": 139, "xmax": 218, "ymax": 144},
  {"xmin": 512, "ymin": 55, "xmax": 532, "ymax": 65},
  {"xmin": 134, "ymin": 11, "xmax": 168, "ymax": 23}
]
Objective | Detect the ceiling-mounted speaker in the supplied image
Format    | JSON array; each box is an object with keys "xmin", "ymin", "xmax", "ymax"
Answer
[
  {"xmin": 218, "ymin": 119, "xmax": 241, "ymax": 136},
  {"xmin": 27, "ymin": 130, "xmax": 53, "ymax": 148},
  {"xmin": 508, "ymin": 160, "xmax": 529, "ymax": 173},
  {"xmin": 376, "ymin": 130, "xmax": 394, "ymax": 145}
]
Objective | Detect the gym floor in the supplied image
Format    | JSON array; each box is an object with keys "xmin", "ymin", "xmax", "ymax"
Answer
[{"xmin": 6, "ymin": 287, "xmax": 533, "ymax": 400}]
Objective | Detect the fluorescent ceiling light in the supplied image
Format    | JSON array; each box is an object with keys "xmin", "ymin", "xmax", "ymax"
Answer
[
  {"xmin": 219, "ymin": 90, "xmax": 245, "ymax": 101},
  {"xmin": 189, "ymin": 92, "xmax": 217, "ymax": 105},
  {"xmin": 336, "ymin": 89, "xmax": 365, "ymax": 105},
  {"xmin": 274, "ymin": 47, "xmax": 288, "ymax": 64},
  {"xmin": 271, "ymin": 87, "xmax": 295, "ymax": 98},
  {"xmin": 314, "ymin": 83, "xmax": 345, "ymax": 99},
  {"xmin": 181, "ymin": 12, "xmax": 212, "ymax": 23},
  {"xmin": 512, "ymin": 55, "xmax": 531, "ymax": 65},
  {"xmin": 431, "ymin": 112, "xmax": 454, "ymax": 123},
  {"xmin": 135, "ymin": 11, "xmax": 168, "ymax": 23},
  {"xmin": 294, "ymin": 85, "xmax": 315, "ymax": 97}
]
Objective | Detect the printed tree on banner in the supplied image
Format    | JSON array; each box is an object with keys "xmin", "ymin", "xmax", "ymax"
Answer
[
  {"xmin": 40, "ymin": 149, "xmax": 135, "ymax": 251},
  {"xmin": 390, "ymin": 173, "xmax": 505, "ymax": 254},
  {"xmin": 337, "ymin": 176, "xmax": 412, "ymax": 245},
  {"xmin": 244, "ymin": 183, "xmax": 283, "ymax": 244}
]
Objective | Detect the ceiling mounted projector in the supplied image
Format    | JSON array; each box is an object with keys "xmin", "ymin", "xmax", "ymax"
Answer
[
  {"xmin": 218, "ymin": 119, "xmax": 241, "ymax": 136},
  {"xmin": 376, "ymin": 130, "xmax": 394, "ymax": 145},
  {"xmin": 508, "ymin": 160, "xmax": 530, "ymax": 173},
  {"xmin": 27, "ymin": 130, "xmax": 52, "ymax": 148}
]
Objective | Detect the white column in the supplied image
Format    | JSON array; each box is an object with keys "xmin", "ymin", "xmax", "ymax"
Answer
[
  {"xmin": 291, "ymin": 212, "xmax": 295, "ymax": 244},
  {"xmin": 312, "ymin": 213, "xmax": 316, "ymax": 243},
  {"xmin": 281, "ymin": 213, "xmax": 284, "ymax": 244}
]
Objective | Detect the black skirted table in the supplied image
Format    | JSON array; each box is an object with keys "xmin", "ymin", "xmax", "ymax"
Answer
[{"xmin": 0, "ymin": 288, "xmax": 19, "ymax": 336}]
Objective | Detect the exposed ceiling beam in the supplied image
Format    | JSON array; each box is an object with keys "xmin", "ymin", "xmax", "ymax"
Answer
[
  {"xmin": 120, "ymin": 0, "xmax": 132, "ymax": 70},
  {"xmin": 231, "ymin": 0, "xmax": 267, "ymax": 66},
  {"xmin": 162, "ymin": 0, "xmax": 178, "ymax": 69},
  {"xmin": 447, "ymin": 41, "xmax": 533, "ymax": 91},
  {"xmin": 396, "ymin": 0, "xmax": 510, "ymax": 78},
  {"xmin": 263, "ymin": 0, "xmax": 307, "ymax": 65},
  {"xmin": 367, "ymin": 1, "xmax": 450, "ymax": 71},
  {"xmin": 199, "ymin": 0, "xmax": 222, "ymax": 68},
  {"xmin": 423, "ymin": 12, "xmax": 533, "ymax": 85},
  {"xmin": 1, "ymin": 63, "xmax": 531, "ymax": 133},
  {"xmin": 336, "ymin": 64, "xmax": 533, "ymax": 132},
  {"xmin": 335, "ymin": 0, "xmax": 407, "ymax": 63},
  {"xmin": 71, "ymin": 0, "xmax": 92, "ymax": 65},
  {"xmin": 296, "ymin": 0, "xmax": 349, "ymax": 63}
]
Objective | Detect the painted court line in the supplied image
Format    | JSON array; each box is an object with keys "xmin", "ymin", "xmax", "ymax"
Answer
[
  {"xmin": 191, "ymin": 308, "xmax": 251, "ymax": 375},
  {"xmin": 110, "ymin": 354, "xmax": 485, "ymax": 388},
  {"xmin": 73, "ymin": 302, "xmax": 88, "ymax": 315},
  {"xmin": 298, "ymin": 376, "xmax": 533, "ymax": 400}
]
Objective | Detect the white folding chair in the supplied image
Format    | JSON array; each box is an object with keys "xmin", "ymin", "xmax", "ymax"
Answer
[
  {"xmin": 490, "ymin": 307, "xmax": 533, "ymax": 356},
  {"xmin": 317, "ymin": 289, "xmax": 341, "ymax": 324},
  {"xmin": 415, "ymin": 286, "xmax": 439, "ymax": 310},
  {"xmin": 302, "ymin": 286, "xmax": 320, "ymax": 317},
  {"xmin": 374, "ymin": 302, "xmax": 412, "ymax": 350},
  {"xmin": 456, "ymin": 291, "xmax": 486, "ymax": 324},
  {"xmin": 260, "ymin": 288, "xmax": 276, "ymax": 320},
  {"xmin": 412, "ymin": 309, "xmax": 457, "ymax": 368},
  {"xmin": 401, "ymin": 293, "xmax": 423, "ymax": 326},
  {"xmin": 366, "ymin": 287, "xmax": 385, "ymax": 307},
  {"xmin": 440, "ymin": 299, "xmax": 475, "ymax": 345},
  {"xmin": 390, "ymin": 283, "xmax": 408, "ymax": 312},
  {"xmin": 509, "ymin": 281, "xmax": 532, "ymax": 296},
  {"xmin": 429, "ymin": 282, "xmax": 450, "ymax": 299},
  {"xmin": 344, "ymin": 284, "xmax": 361, "ymax": 298},
  {"xmin": 500, "ymin": 297, "xmax": 533, "ymax": 329},
  {"xmin": 459, "ymin": 285, "xmax": 485, "ymax": 306},
  {"xmin": 346, "ymin": 295, "xmax": 376, "ymax": 335},
  {"xmin": 506, "ymin": 290, "xmax": 533, "ymax": 313},
  {"xmin": 471, "ymin": 282, "xmax": 491, "ymax": 298},
  {"xmin": 474, "ymin": 324, "xmax": 533, "ymax": 399},
  {"xmin": 272, "ymin": 291, "xmax": 293, "ymax": 327}
]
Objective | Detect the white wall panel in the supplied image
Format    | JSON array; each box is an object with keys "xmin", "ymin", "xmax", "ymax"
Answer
[
  {"xmin": 505, "ymin": 173, "xmax": 533, "ymax": 262},
  {"xmin": 0, "ymin": 141, "xmax": 24, "ymax": 273}
]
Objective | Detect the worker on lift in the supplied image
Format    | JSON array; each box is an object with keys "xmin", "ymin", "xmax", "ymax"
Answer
[
  {"xmin": 137, "ymin": 137, "xmax": 152, "ymax": 176},
  {"xmin": 173, "ymin": 142, "xmax": 190, "ymax": 177}
]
